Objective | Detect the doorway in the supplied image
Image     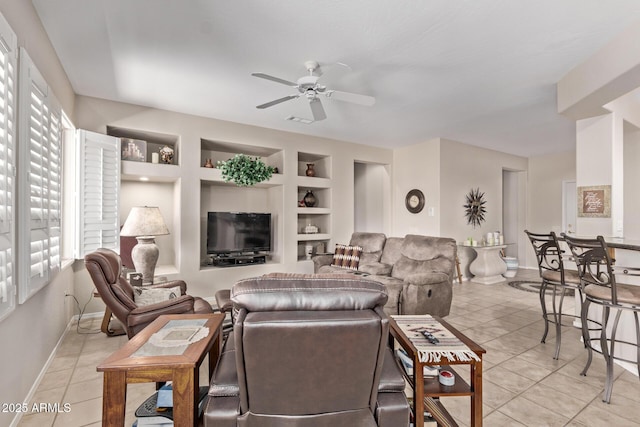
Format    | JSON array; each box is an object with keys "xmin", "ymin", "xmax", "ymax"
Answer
[
  {"xmin": 502, "ymin": 169, "xmax": 527, "ymax": 262},
  {"xmin": 354, "ymin": 162, "xmax": 389, "ymax": 232}
]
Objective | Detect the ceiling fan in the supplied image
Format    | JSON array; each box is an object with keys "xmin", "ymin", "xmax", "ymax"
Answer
[{"xmin": 252, "ymin": 60, "xmax": 375, "ymax": 122}]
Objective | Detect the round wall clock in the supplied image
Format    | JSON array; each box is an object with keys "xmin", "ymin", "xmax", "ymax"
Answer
[
  {"xmin": 405, "ymin": 189, "xmax": 425, "ymax": 213},
  {"xmin": 464, "ymin": 188, "xmax": 486, "ymax": 228}
]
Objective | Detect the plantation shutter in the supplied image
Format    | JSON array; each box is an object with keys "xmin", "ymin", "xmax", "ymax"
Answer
[
  {"xmin": 75, "ymin": 130, "xmax": 120, "ymax": 258},
  {"xmin": 18, "ymin": 48, "xmax": 62, "ymax": 303},
  {"xmin": 0, "ymin": 13, "xmax": 16, "ymax": 321}
]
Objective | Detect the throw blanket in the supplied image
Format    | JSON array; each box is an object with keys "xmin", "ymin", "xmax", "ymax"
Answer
[{"xmin": 391, "ymin": 315, "xmax": 481, "ymax": 363}]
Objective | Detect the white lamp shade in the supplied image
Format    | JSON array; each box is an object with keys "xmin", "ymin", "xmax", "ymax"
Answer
[{"xmin": 120, "ymin": 206, "xmax": 170, "ymax": 237}]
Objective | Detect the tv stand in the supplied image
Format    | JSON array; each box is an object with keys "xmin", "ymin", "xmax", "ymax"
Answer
[{"xmin": 209, "ymin": 254, "xmax": 267, "ymax": 267}]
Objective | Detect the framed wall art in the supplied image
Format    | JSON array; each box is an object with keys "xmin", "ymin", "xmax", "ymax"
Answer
[{"xmin": 577, "ymin": 185, "xmax": 611, "ymax": 218}]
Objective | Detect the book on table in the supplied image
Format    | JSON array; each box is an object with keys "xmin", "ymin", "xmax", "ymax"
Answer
[{"xmin": 395, "ymin": 348, "xmax": 439, "ymax": 377}]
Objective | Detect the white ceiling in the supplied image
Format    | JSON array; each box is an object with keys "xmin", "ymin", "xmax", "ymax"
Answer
[{"xmin": 32, "ymin": 0, "xmax": 640, "ymax": 157}]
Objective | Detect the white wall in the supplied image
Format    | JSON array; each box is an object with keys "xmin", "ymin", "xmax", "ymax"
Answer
[
  {"xmin": 624, "ymin": 121, "xmax": 640, "ymax": 239},
  {"xmin": 525, "ymin": 150, "xmax": 576, "ymax": 268},
  {"xmin": 575, "ymin": 114, "xmax": 617, "ymax": 236},
  {"xmin": 391, "ymin": 138, "xmax": 441, "ymax": 237},
  {"xmin": 0, "ymin": 2, "xmax": 76, "ymax": 425},
  {"xmin": 354, "ymin": 162, "xmax": 386, "ymax": 232},
  {"xmin": 439, "ymin": 140, "xmax": 528, "ymax": 277}
]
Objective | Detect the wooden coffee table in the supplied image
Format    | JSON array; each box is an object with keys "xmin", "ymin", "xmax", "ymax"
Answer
[
  {"xmin": 97, "ymin": 313, "xmax": 225, "ymax": 427},
  {"xmin": 389, "ymin": 316, "xmax": 485, "ymax": 427}
]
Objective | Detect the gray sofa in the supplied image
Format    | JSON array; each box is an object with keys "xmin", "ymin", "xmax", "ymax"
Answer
[{"xmin": 313, "ymin": 233, "xmax": 456, "ymax": 317}]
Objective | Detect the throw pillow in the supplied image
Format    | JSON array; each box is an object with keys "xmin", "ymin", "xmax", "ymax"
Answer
[
  {"xmin": 133, "ymin": 286, "xmax": 181, "ymax": 306},
  {"xmin": 331, "ymin": 244, "xmax": 363, "ymax": 270}
]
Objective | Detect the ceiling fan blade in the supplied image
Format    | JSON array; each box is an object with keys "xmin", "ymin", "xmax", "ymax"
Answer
[
  {"xmin": 309, "ymin": 98, "xmax": 327, "ymax": 121},
  {"xmin": 256, "ymin": 95, "xmax": 299, "ymax": 109},
  {"xmin": 325, "ymin": 90, "xmax": 375, "ymax": 106},
  {"xmin": 252, "ymin": 73, "xmax": 298, "ymax": 87}
]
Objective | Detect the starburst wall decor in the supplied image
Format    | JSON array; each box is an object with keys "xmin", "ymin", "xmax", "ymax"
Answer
[{"xmin": 464, "ymin": 188, "xmax": 486, "ymax": 228}]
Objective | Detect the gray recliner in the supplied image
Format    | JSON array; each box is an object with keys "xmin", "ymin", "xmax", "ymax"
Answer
[{"xmin": 203, "ymin": 273, "xmax": 410, "ymax": 427}]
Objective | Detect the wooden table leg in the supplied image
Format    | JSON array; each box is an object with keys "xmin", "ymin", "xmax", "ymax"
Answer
[
  {"xmin": 455, "ymin": 255, "xmax": 463, "ymax": 283},
  {"xmin": 414, "ymin": 360, "xmax": 424, "ymax": 427},
  {"xmin": 102, "ymin": 371, "xmax": 126, "ymax": 427},
  {"xmin": 173, "ymin": 368, "xmax": 197, "ymax": 427},
  {"xmin": 470, "ymin": 359, "xmax": 483, "ymax": 427}
]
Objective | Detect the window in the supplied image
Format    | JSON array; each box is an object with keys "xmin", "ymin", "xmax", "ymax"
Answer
[
  {"xmin": 17, "ymin": 48, "xmax": 62, "ymax": 303},
  {"xmin": 0, "ymin": 13, "xmax": 16, "ymax": 320}
]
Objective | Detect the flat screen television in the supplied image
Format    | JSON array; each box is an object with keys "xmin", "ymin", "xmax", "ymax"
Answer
[{"xmin": 207, "ymin": 212, "xmax": 271, "ymax": 255}]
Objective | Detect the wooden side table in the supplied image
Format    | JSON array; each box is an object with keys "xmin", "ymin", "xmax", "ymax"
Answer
[
  {"xmin": 389, "ymin": 316, "xmax": 485, "ymax": 427},
  {"xmin": 97, "ymin": 313, "xmax": 225, "ymax": 427}
]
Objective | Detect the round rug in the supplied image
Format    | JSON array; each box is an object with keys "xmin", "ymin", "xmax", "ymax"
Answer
[{"xmin": 508, "ymin": 280, "xmax": 575, "ymax": 296}]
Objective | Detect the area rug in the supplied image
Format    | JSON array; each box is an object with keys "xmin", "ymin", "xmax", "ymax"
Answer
[{"xmin": 508, "ymin": 280, "xmax": 575, "ymax": 296}]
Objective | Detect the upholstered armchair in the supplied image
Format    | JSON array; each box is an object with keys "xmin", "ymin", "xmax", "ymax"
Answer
[
  {"xmin": 203, "ymin": 273, "xmax": 410, "ymax": 427},
  {"xmin": 84, "ymin": 248, "xmax": 213, "ymax": 338}
]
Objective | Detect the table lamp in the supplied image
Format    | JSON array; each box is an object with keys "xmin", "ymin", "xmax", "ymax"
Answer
[{"xmin": 120, "ymin": 206, "xmax": 169, "ymax": 284}]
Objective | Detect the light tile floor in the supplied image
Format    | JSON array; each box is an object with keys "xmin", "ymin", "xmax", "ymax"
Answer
[{"xmin": 17, "ymin": 269, "xmax": 640, "ymax": 427}]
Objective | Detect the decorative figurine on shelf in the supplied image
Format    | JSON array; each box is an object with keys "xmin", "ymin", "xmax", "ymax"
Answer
[
  {"xmin": 304, "ymin": 224, "xmax": 319, "ymax": 234},
  {"xmin": 303, "ymin": 190, "xmax": 316, "ymax": 207},
  {"xmin": 159, "ymin": 145, "xmax": 174, "ymax": 164},
  {"xmin": 204, "ymin": 159, "xmax": 214, "ymax": 168},
  {"xmin": 305, "ymin": 163, "xmax": 316, "ymax": 177}
]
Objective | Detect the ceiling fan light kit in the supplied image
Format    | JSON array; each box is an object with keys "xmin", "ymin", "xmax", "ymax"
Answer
[{"xmin": 253, "ymin": 60, "xmax": 375, "ymax": 123}]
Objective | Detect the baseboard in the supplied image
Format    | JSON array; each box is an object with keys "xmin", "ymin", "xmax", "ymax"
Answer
[{"xmin": 9, "ymin": 317, "xmax": 77, "ymax": 427}]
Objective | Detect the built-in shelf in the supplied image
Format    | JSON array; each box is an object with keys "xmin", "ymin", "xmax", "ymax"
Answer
[
  {"xmin": 297, "ymin": 207, "xmax": 330, "ymax": 214},
  {"xmin": 108, "ymin": 125, "xmax": 180, "ymax": 166},
  {"xmin": 121, "ymin": 161, "xmax": 181, "ymax": 182},
  {"xmin": 201, "ymin": 138, "xmax": 284, "ymax": 173},
  {"xmin": 296, "ymin": 152, "xmax": 333, "ymax": 263},
  {"xmin": 199, "ymin": 167, "xmax": 285, "ymax": 187},
  {"xmin": 297, "ymin": 176, "xmax": 331, "ymax": 188},
  {"xmin": 297, "ymin": 233, "xmax": 331, "ymax": 241},
  {"xmin": 298, "ymin": 151, "xmax": 331, "ymax": 179}
]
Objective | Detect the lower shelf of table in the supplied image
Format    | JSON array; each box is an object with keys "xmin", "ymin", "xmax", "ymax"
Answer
[{"xmin": 404, "ymin": 365, "xmax": 472, "ymax": 397}]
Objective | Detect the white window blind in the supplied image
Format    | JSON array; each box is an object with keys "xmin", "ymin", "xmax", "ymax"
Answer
[
  {"xmin": 75, "ymin": 130, "xmax": 120, "ymax": 258},
  {"xmin": 18, "ymin": 48, "xmax": 62, "ymax": 304},
  {"xmin": 0, "ymin": 13, "xmax": 16, "ymax": 320}
]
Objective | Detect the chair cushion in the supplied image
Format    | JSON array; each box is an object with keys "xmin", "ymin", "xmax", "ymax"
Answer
[
  {"xmin": 541, "ymin": 269, "xmax": 581, "ymax": 285},
  {"xmin": 331, "ymin": 244, "xmax": 363, "ymax": 270},
  {"xmin": 359, "ymin": 262, "xmax": 393, "ymax": 276},
  {"xmin": 349, "ymin": 232, "xmax": 386, "ymax": 265},
  {"xmin": 585, "ymin": 283, "xmax": 640, "ymax": 305},
  {"xmin": 133, "ymin": 286, "xmax": 181, "ymax": 306}
]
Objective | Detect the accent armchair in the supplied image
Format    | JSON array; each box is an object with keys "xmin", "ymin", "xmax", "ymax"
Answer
[
  {"xmin": 203, "ymin": 273, "xmax": 410, "ymax": 427},
  {"xmin": 84, "ymin": 248, "xmax": 214, "ymax": 338}
]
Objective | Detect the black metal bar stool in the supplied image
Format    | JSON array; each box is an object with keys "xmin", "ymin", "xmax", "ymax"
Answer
[
  {"xmin": 525, "ymin": 230, "xmax": 583, "ymax": 359},
  {"xmin": 563, "ymin": 234, "xmax": 640, "ymax": 403}
]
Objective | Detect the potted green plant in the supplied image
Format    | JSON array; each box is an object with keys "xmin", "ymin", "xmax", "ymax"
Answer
[{"xmin": 217, "ymin": 154, "xmax": 275, "ymax": 187}]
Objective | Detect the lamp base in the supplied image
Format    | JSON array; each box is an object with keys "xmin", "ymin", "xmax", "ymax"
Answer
[{"xmin": 131, "ymin": 237, "xmax": 159, "ymax": 284}]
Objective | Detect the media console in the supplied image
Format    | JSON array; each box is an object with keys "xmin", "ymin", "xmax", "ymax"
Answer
[{"xmin": 209, "ymin": 254, "xmax": 267, "ymax": 267}]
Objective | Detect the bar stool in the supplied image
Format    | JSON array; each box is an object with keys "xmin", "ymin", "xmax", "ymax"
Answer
[
  {"xmin": 563, "ymin": 234, "xmax": 640, "ymax": 403},
  {"xmin": 525, "ymin": 230, "xmax": 583, "ymax": 359}
]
